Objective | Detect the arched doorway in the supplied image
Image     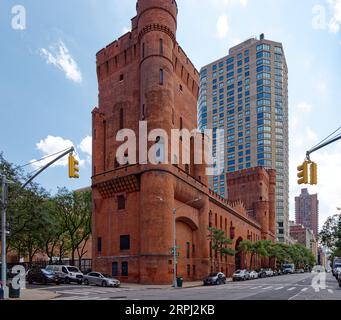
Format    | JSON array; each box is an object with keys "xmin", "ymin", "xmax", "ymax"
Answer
[{"xmin": 235, "ymin": 237, "xmax": 243, "ymax": 271}]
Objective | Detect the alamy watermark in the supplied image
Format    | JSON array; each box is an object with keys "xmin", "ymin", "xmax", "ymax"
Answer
[
  {"xmin": 114, "ymin": 122, "xmax": 225, "ymax": 176},
  {"xmin": 11, "ymin": 5, "xmax": 26, "ymax": 30},
  {"xmin": 0, "ymin": 265, "xmax": 26, "ymax": 299}
]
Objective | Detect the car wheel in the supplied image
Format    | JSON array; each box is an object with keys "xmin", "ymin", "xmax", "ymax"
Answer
[
  {"xmin": 339, "ymin": 282, "xmax": 341, "ymax": 288},
  {"xmin": 28, "ymin": 279, "xmax": 33, "ymax": 285},
  {"xmin": 101, "ymin": 281, "xmax": 107, "ymax": 287},
  {"xmin": 78, "ymin": 280, "xmax": 83, "ymax": 285},
  {"xmin": 84, "ymin": 279, "xmax": 89, "ymax": 286},
  {"xmin": 64, "ymin": 277, "xmax": 70, "ymax": 284}
]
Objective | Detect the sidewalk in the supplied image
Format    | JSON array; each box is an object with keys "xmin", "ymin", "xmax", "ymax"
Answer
[{"xmin": 8, "ymin": 288, "xmax": 59, "ymax": 301}]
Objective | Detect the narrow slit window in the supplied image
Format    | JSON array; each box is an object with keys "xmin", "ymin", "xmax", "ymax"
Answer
[
  {"xmin": 160, "ymin": 39, "xmax": 164, "ymax": 55},
  {"xmin": 159, "ymin": 68, "xmax": 164, "ymax": 85}
]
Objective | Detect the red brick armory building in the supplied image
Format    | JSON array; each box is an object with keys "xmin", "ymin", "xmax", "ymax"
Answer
[{"xmin": 91, "ymin": 0, "xmax": 276, "ymax": 284}]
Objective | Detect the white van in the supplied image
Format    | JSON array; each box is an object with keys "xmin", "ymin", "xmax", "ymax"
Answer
[{"xmin": 46, "ymin": 265, "xmax": 83, "ymax": 285}]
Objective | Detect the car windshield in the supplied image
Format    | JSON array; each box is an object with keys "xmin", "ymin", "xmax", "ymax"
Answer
[
  {"xmin": 102, "ymin": 274, "xmax": 112, "ymax": 279},
  {"xmin": 209, "ymin": 273, "xmax": 218, "ymax": 277},
  {"xmin": 234, "ymin": 270, "xmax": 241, "ymax": 274},
  {"xmin": 67, "ymin": 267, "xmax": 80, "ymax": 273},
  {"xmin": 41, "ymin": 269, "xmax": 53, "ymax": 275}
]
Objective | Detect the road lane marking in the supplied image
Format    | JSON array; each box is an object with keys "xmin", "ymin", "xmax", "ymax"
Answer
[
  {"xmin": 275, "ymin": 287, "xmax": 284, "ymax": 290},
  {"xmin": 301, "ymin": 288, "xmax": 308, "ymax": 292},
  {"xmin": 287, "ymin": 287, "xmax": 296, "ymax": 291},
  {"xmin": 328, "ymin": 289, "xmax": 334, "ymax": 294}
]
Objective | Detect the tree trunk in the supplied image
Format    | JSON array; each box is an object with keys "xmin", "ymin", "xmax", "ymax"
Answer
[
  {"xmin": 250, "ymin": 253, "xmax": 254, "ymax": 270},
  {"xmin": 71, "ymin": 248, "xmax": 76, "ymax": 266}
]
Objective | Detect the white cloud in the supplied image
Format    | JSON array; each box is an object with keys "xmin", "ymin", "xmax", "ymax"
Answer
[
  {"xmin": 122, "ymin": 26, "xmax": 130, "ymax": 34},
  {"xmin": 239, "ymin": 0, "xmax": 248, "ymax": 7},
  {"xmin": 216, "ymin": 15, "xmax": 229, "ymax": 39},
  {"xmin": 39, "ymin": 40, "xmax": 82, "ymax": 83},
  {"xmin": 212, "ymin": 0, "xmax": 248, "ymax": 7},
  {"xmin": 31, "ymin": 135, "xmax": 85, "ymax": 169},
  {"xmin": 327, "ymin": 0, "xmax": 341, "ymax": 33},
  {"xmin": 79, "ymin": 136, "xmax": 92, "ymax": 156},
  {"xmin": 296, "ymin": 102, "xmax": 313, "ymax": 113},
  {"xmin": 79, "ymin": 136, "xmax": 92, "ymax": 164}
]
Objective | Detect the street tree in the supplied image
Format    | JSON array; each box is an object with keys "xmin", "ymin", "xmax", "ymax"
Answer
[
  {"xmin": 207, "ymin": 227, "xmax": 235, "ymax": 272},
  {"xmin": 54, "ymin": 188, "xmax": 92, "ymax": 267}
]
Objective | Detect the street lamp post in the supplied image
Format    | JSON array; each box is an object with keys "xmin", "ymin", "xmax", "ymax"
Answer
[
  {"xmin": 1, "ymin": 175, "xmax": 12, "ymax": 300},
  {"xmin": 157, "ymin": 196, "xmax": 201, "ymax": 288}
]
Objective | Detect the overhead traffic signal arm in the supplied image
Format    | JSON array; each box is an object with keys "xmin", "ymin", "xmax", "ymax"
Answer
[{"xmin": 21, "ymin": 147, "xmax": 75, "ymax": 190}]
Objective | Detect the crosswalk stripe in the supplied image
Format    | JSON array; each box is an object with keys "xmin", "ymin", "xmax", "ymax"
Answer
[
  {"xmin": 287, "ymin": 287, "xmax": 296, "ymax": 291},
  {"xmin": 250, "ymin": 287, "xmax": 259, "ymax": 290},
  {"xmin": 56, "ymin": 290, "xmax": 89, "ymax": 295},
  {"xmin": 328, "ymin": 289, "xmax": 334, "ymax": 294},
  {"xmin": 301, "ymin": 288, "xmax": 308, "ymax": 292},
  {"xmin": 275, "ymin": 287, "xmax": 284, "ymax": 290}
]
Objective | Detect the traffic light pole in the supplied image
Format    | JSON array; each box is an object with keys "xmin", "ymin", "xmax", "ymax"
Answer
[
  {"xmin": 0, "ymin": 146, "xmax": 75, "ymax": 299},
  {"xmin": 21, "ymin": 147, "xmax": 75, "ymax": 190},
  {"xmin": 1, "ymin": 176, "xmax": 8, "ymax": 299},
  {"xmin": 306, "ymin": 135, "xmax": 341, "ymax": 160}
]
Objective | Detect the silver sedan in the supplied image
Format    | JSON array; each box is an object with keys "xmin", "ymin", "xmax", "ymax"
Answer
[{"xmin": 83, "ymin": 272, "xmax": 121, "ymax": 287}]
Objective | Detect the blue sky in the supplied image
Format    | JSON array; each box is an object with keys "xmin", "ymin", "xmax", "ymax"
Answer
[{"xmin": 0, "ymin": 0, "xmax": 340, "ymax": 228}]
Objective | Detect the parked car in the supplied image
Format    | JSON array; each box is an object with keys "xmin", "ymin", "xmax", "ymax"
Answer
[
  {"xmin": 46, "ymin": 265, "xmax": 83, "ymax": 284},
  {"xmin": 256, "ymin": 269, "xmax": 267, "ymax": 278},
  {"xmin": 337, "ymin": 269, "xmax": 341, "ymax": 287},
  {"xmin": 265, "ymin": 269, "xmax": 274, "ymax": 277},
  {"xmin": 335, "ymin": 267, "xmax": 341, "ymax": 280},
  {"xmin": 232, "ymin": 270, "xmax": 249, "ymax": 281},
  {"xmin": 83, "ymin": 272, "xmax": 120, "ymax": 287},
  {"xmin": 203, "ymin": 272, "xmax": 226, "ymax": 286},
  {"xmin": 249, "ymin": 270, "xmax": 259, "ymax": 280},
  {"xmin": 332, "ymin": 257, "xmax": 341, "ymax": 277},
  {"xmin": 282, "ymin": 264, "xmax": 295, "ymax": 274},
  {"xmin": 297, "ymin": 269, "xmax": 305, "ymax": 274},
  {"xmin": 27, "ymin": 268, "xmax": 60, "ymax": 285}
]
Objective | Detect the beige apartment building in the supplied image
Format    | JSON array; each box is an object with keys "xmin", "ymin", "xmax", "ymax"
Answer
[{"xmin": 198, "ymin": 34, "xmax": 289, "ymax": 242}]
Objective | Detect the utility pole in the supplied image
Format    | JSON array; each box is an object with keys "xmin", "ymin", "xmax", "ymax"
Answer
[
  {"xmin": 1, "ymin": 175, "xmax": 10, "ymax": 299},
  {"xmin": 0, "ymin": 146, "xmax": 75, "ymax": 299}
]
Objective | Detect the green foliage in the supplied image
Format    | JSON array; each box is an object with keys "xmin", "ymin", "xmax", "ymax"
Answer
[
  {"xmin": 319, "ymin": 214, "xmax": 341, "ymax": 260},
  {"xmin": 208, "ymin": 227, "xmax": 235, "ymax": 272},
  {"xmin": 0, "ymin": 154, "xmax": 92, "ymax": 265},
  {"xmin": 237, "ymin": 239, "xmax": 316, "ymax": 269}
]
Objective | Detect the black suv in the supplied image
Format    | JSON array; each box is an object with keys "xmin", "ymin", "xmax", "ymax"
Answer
[{"xmin": 27, "ymin": 268, "xmax": 60, "ymax": 285}]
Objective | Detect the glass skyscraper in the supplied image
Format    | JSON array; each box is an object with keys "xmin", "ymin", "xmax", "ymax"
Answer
[{"xmin": 198, "ymin": 34, "xmax": 289, "ymax": 243}]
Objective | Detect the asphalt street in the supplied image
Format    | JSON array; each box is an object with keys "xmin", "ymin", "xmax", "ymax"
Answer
[{"xmin": 27, "ymin": 273, "xmax": 341, "ymax": 300}]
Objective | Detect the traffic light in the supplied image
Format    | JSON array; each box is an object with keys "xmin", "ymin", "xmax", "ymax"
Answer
[
  {"xmin": 68, "ymin": 154, "xmax": 79, "ymax": 179},
  {"xmin": 297, "ymin": 161, "xmax": 309, "ymax": 185},
  {"xmin": 310, "ymin": 162, "xmax": 318, "ymax": 185}
]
